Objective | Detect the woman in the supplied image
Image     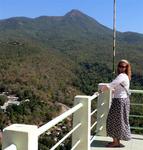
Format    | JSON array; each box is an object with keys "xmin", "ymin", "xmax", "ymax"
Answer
[{"xmin": 100, "ymin": 59, "xmax": 132, "ymax": 147}]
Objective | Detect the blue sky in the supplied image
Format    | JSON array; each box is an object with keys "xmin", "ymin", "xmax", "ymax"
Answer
[{"xmin": 0, "ymin": 0, "xmax": 143, "ymax": 33}]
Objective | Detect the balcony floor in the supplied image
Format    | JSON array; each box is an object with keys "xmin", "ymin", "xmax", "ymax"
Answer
[{"xmin": 91, "ymin": 134, "xmax": 143, "ymax": 150}]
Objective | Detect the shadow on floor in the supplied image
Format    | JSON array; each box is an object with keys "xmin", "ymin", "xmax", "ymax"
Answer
[
  {"xmin": 91, "ymin": 140, "xmax": 110, "ymax": 148},
  {"xmin": 91, "ymin": 140, "xmax": 125, "ymax": 148},
  {"xmin": 132, "ymin": 137, "xmax": 143, "ymax": 140}
]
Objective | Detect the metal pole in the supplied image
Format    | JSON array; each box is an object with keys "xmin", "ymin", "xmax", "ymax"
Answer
[{"xmin": 113, "ymin": 0, "xmax": 116, "ymax": 75}]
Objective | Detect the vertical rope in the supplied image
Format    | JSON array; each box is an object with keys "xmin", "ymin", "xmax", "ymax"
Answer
[{"xmin": 113, "ymin": 0, "xmax": 116, "ymax": 76}]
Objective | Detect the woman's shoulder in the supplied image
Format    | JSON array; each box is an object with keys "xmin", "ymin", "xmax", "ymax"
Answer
[
  {"xmin": 117, "ymin": 73, "xmax": 129, "ymax": 80},
  {"xmin": 118, "ymin": 73, "xmax": 127, "ymax": 76}
]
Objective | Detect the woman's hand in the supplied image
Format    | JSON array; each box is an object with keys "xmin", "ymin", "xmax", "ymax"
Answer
[{"xmin": 99, "ymin": 85, "xmax": 109, "ymax": 93}]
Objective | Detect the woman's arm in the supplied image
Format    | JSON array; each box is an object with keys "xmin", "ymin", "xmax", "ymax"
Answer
[{"xmin": 99, "ymin": 73, "xmax": 126, "ymax": 93}]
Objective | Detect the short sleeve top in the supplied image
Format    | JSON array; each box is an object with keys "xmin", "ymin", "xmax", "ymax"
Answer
[{"xmin": 107, "ymin": 73, "xmax": 130, "ymax": 98}]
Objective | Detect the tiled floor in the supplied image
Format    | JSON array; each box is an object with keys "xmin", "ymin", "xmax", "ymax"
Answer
[{"xmin": 91, "ymin": 134, "xmax": 143, "ymax": 150}]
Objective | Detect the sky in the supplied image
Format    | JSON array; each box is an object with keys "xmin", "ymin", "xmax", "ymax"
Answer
[{"xmin": 0, "ymin": 0, "xmax": 143, "ymax": 34}]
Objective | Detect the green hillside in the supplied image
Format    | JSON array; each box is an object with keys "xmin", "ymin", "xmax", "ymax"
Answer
[{"xmin": 0, "ymin": 9, "xmax": 143, "ymax": 132}]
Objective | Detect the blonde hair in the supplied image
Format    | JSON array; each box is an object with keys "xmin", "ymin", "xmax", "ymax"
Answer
[{"xmin": 117, "ymin": 59, "xmax": 132, "ymax": 80}]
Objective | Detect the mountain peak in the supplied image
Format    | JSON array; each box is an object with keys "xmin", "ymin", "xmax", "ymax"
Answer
[{"xmin": 65, "ymin": 9, "xmax": 87, "ymax": 17}]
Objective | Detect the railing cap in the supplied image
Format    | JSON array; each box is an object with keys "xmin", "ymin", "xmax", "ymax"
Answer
[
  {"xmin": 75, "ymin": 95, "xmax": 90, "ymax": 99},
  {"xmin": 98, "ymin": 83, "xmax": 109, "ymax": 85},
  {"xmin": 3, "ymin": 124, "xmax": 37, "ymax": 132}
]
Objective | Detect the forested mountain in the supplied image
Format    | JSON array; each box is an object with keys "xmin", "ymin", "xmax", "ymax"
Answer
[
  {"xmin": 1, "ymin": 9, "xmax": 143, "ymax": 66},
  {"xmin": 0, "ymin": 9, "xmax": 143, "ymax": 135}
]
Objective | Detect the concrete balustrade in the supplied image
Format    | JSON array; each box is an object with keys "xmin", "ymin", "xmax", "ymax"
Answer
[
  {"xmin": 2, "ymin": 85, "xmax": 108, "ymax": 150},
  {"xmin": 3, "ymin": 144, "xmax": 16, "ymax": 150},
  {"xmin": 3, "ymin": 83, "xmax": 142, "ymax": 150},
  {"xmin": 96, "ymin": 83, "xmax": 112, "ymax": 136},
  {"xmin": 72, "ymin": 95, "xmax": 91, "ymax": 150},
  {"xmin": 2, "ymin": 124, "xmax": 38, "ymax": 150}
]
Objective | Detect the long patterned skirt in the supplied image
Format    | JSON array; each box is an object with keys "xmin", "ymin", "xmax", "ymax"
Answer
[{"xmin": 106, "ymin": 98, "xmax": 131, "ymax": 140}]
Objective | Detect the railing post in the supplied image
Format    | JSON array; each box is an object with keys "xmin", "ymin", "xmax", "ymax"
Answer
[
  {"xmin": 96, "ymin": 83, "xmax": 112, "ymax": 136},
  {"xmin": 72, "ymin": 95, "xmax": 91, "ymax": 150},
  {"xmin": 2, "ymin": 124, "xmax": 38, "ymax": 150}
]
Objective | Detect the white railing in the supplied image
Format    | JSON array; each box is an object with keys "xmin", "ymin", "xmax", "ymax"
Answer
[
  {"xmin": 3, "ymin": 144, "xmax": 17, "ymax": 150},
  {"xmin": 129, "ymin": 89, "xmax": 143, "ymax": 131},
  {"xmin": 38, "ymin": 102, "xmax": 83, "ymax": 150},
  {"xmin": 2, "ymin": 86, "xmax": 104, "ymax": 150},
  {"xmin": 37, "ymin": 103, "xmax": 83, "ymax": 136},
  {"xmin": 130, "ymin": 89, "xmax": 143, "ymax": 94},
  {"xmin": 3, "ymin": 84, "xmax": 143, "ymax": 150},
  {"xmin": 71, "ymin": 93, "xmax": 101, "ymax": 150}
]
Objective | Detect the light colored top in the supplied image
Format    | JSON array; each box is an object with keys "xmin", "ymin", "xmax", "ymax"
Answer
[{"xmin": 107, "ymin": 73, "xmax": 130, "ymax": 98}]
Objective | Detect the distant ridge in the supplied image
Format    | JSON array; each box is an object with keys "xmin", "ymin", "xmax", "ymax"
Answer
[{"xmin": 0, "ymin": 9, "xmax": 143, "ymax": 64}]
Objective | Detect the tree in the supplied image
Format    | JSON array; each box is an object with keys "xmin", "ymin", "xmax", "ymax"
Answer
[{"xmin": 0, "ymin": 95, "xmax": 8, "ymax": 106}]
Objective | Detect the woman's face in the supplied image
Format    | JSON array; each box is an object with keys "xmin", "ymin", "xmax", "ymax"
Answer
[{"xmin": 118, "ymin": 62, "xmax": 127, "ymax": 73}]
